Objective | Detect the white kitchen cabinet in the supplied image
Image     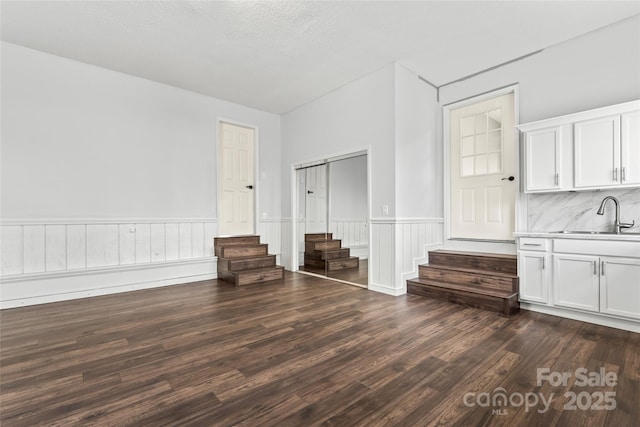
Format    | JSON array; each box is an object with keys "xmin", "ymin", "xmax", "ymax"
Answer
[
  {"xmin": 553, "ymin": 254, "xmax": 600, "ymax": 312},
  {"xmin": 621, "ymin": 110, "xmax": 640, "ymax": 186},
  {"xmin": 518, "ymin": 100, "xmax": 639, "ymax": 193},
  {"xmin": 600, "ymin": 257, "xmax": 640, "ymax": 320},
  {"xmin": 523, "ymin": 126, "xmax": 568, "ymax": 192},
  {"xmin": 518, "ymin": 251, "xmax": 549, "ymax": 303},
  {"xmin": 574, "ymin": 115, "xmax": 620, "ymax": 188}
]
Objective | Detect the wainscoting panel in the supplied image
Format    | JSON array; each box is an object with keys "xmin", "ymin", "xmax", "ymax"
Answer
[
  {"xmin": 1, "ymin": 219, "xmax": 220, "ymax": 307},
  {"xmin": 369, "ymin": 218, "xmax": 444, "ymax": 295},
  {"xmin": 258, "ymin": 219, "xmax": 282, "ymax": 259},
  {"xmin": 330, "ymin": 218, "xmax": 368, "ymax": 251}
]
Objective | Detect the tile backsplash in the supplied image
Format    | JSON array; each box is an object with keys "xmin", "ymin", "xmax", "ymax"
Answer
[{"xmin": 527, "ymin": 188, "xmax": 640, "ymax": 232}]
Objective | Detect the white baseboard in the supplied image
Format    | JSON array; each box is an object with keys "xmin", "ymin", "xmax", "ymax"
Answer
[
  {"xmin": 520, "ymin": 302, "xmax": 640, "ymax": 333},
  {"xmin": 368, "ymin": 282, "xmax": 405, "ymax": 297},
  {"xmin": 1, "ymin": 258, "xmax": 217, "ymax": 309}
]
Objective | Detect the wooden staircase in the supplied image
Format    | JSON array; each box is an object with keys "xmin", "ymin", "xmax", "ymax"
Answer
[
  {"xmin": 304, "ymin": 233, "xmax": 359, "ymax": 272},
  {"xmin": 407, "ymin": 250, "xmax": 519, "ymax": 315},
  {"xmin": 215, "ymin": 236, "xmax": 284, "ymax": 286}
]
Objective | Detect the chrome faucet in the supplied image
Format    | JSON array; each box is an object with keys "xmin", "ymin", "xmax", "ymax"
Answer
[{"xmin": 597, "ymin": 196, "xmax": 635, "ymax": 234}]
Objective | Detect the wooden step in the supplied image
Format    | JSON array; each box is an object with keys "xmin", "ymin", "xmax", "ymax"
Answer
[
  {"xmin": 218, "ymin": 266, "xmax": 285, "ymax": 287},
  {"xmin": 218, "ymin": 255, "xmax": 276, "ymax": 273},
  {"xmin": 303, "ymin": 255, "xmax": 359, "ymax": 271},
  {"xmin": 428, "ymin": 250, "xmax": 517, "ymax": 275},
  {"xmin": 305, "ymin": 239, "xmax": 342, "ymax": 252},
  {"xmin": 407, "ymin": 278, "xmax": 519, "ymax": 316},
  {"xmin": 418, "ymin": 265, "xmax": 518, "ymax": 293},
  {"xmin": 214, "ymin": 236, "xmax": 261, "ymax": 256},
  {"xmin": 304, "ymin": 248, "xmax": 351, "ymax": 261},
  {"xmin": 327, "ymin": 257, "xmax": 359, "ymax": 271},
  {"xmin": 305, "ymin": 233, "xmax": 333, "ymax": 241},
  {"xmin": 218, "ymin": 244, "xmax": 268, "ymax": 259}
]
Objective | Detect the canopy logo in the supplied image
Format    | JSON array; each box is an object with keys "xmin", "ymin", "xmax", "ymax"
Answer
[{"xmin": 463, "ymin": 367, "xmax": 618, "ymax": 415}]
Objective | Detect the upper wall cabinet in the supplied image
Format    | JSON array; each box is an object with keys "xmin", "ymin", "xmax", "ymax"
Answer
[
  {"xmin": 518, "ymin": 100, "xmax": 640, "ymax": 193},
  {"xmin": 574, "ymin": 115, "xmax": 620, "ymax": 188},
  {"xmin": 523, "ymin": 125, "xmax": 572, "ymax": 192}
]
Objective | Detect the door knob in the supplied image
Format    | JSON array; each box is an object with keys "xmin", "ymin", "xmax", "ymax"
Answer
[
  {"xmin": 501, "ymin": 176, "xmax": 515, "ymax": 181},
  {"xmin": 246, "ymin": 185, "xmax": 253, "ymax": 189},
  {"xmin": 307, "ymin": 190, "xmax": 314, "ymax": 194}
]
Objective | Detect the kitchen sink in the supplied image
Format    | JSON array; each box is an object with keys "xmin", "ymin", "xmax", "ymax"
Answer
[{"xmin": 552, "ymin": 230, "xmax": 640, "ymax": 235}]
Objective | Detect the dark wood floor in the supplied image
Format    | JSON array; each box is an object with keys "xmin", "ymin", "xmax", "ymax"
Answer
[
  {"xmin": 300, "ymin": 259, "xmax": 368, "ymax": 286},
  {"xmin": 1, "ymin": 272, "xmax": 638, "ymax": 426}
]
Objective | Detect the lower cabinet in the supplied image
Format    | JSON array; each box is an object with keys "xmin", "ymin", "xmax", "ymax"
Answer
[
  {"xmin": 599, "ymin": 257, "xmax": 640, "ymax": 320},
  {"xmin": 553, "ymin": 254, "xmax": 600, "ymax": 312},
  {"xmin": 517, "ymin": 237, "xmax": 640, "ymax": 324},
  {"xmin": 518, "ymin": 251, "xmax": 549, "ymax": 304}
]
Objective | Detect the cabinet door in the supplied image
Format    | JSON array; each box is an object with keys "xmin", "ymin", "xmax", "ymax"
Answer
[
  {"xmin": 600, "ymin": 257, "xmax": 640, "ymax": 319},
  {"xmin": 518, "ymin": 251, "xmax": 549, "ymax": 303},
  {"xmin": 621, "ymin": 111, "xmax": 640, "ymax": 185},
  {"xmin": 553, "ymin": 254, "xmax": 599, "ymax": 312},
  {"xmin": 524, "ymin": 127, "xmax": 561, "ymax": 192},
  {"xmin": 574, "ymin": 115, "xmax": 620, "ymax": 188}
]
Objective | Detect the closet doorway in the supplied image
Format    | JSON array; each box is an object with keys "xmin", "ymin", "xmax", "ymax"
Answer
[{"xmin": 294, "ymin": 152, "xmax": 369, "ymax": 287}]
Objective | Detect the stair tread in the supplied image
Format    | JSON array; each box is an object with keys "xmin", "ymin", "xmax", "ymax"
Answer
[
  {"xmin": 408, "ymin": 278, "xmax": 517, "ymax": 298},
  {"xmin": 223, "ymin": 254, "xmax": 275, "ymax": 260},
  {"xmin": 420, "ymin": 264, "xmax": 517, "ymax": 278},
  {"xmin": 430, "ymin": 249, "xmax": 516, "ymax": 260}
]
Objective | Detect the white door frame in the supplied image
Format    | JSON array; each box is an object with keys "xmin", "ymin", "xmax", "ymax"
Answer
[
  {"xmin": 443, "ymin": 85, "xmax": 523, "ymax": 254},
  {"xmin": 216, "ymin": 118, "xmax": 260, "ymax": 236},
  {"xmin": 290, "ymin": 147, "xmax": 371, "ymax": 286}
]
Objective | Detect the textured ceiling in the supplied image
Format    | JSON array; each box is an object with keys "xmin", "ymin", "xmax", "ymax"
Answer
[{"xmin": 2, "ymin": 1, "xmax": 639, "ymax": 114}]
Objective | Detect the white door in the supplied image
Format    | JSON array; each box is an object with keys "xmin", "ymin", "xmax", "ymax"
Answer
[
  {"xmin": 305, "ymin": 164, "xmax": 328, "ymax": 234},
  {"xmin": 218, "ymin": 122, "xmax": 255, "ymax": 236},
  {"xmin": 450, "ymin": 93, "xmax": 516, "ymax": 240}
]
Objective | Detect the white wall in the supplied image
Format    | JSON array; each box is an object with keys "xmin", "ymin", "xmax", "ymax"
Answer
[
  {"xmin": 439, "ymin": 15, "xmax": 640, "ymax": 234},
  {"xmin": 439, "ymin": 15, "xmax": 640, "ymax": 123},
  {"xmin": 395, "ymin": 63, "xmax": 443, "ymax": 219},
  {"xmin": 281, "ymin": 63, "xmax": 444, "ymax": 294},
  {"xmin": 0, "ymin": 42, "xmax": 282, "ymax": 307},
  {"xmin": 281, "ymin": 63, "xmax": 396, "ymax": 219},
  {"xmin": 1, "ymin": 42, "xmax": 282, "ymax": 220}
]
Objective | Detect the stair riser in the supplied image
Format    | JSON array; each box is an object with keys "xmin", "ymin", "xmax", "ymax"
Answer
[
  {"xmin": 418, "ymin": 266, "xmax": 518, "ymax": 293},
  {"xmin": 305, "ymin": 248, "xmax": 351, "ymax": 261},
  {"xmin": 218, "ymin": 256, "xmax": 276, "ymax": 272},
  {"xmin": 303, "ymin": 257, "xmax": 326, "ymax": 269},
  {"xmin": 219, "ymin": 245, "xmax": 268, "ymax": 258},
  {"xmin": 327, "ymin": 258, "xmax": 359, "ymax": 271},
  {"xmin": 236, "ymin": 267, "xmax": 284, "ymax": 286},
  {"xmin": 407, "ymin": 281, "xmax": 519, "ymax": 316},
  {"xmin": 428, "ymin": 253, "xmax": 517, "ymax": 275},
  {"xmin": 306, "ymin": 240, "xmax": 341, "ymax": 251},
  {"xmin": 305, "ymin": 233, "xmax": 334, "ymax": 242}
]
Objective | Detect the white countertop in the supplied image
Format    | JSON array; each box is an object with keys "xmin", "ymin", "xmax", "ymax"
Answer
[{"xmin": 514, "ymin": 231, "xmax": 640, "ymax": 242}]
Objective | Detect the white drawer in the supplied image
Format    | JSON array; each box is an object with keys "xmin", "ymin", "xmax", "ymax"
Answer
[
  {"xmin": 519, "ymin": 238, "xmax": 549, "ymax": 251},
  {"xmin": 553, "ymin": 239, "xmax": 640, "ymax": 257}
]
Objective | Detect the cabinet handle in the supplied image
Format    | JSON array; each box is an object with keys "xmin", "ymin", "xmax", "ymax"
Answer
[
  {"xmin": 554, "ymin": 173, "xmax": 559, "ymax": 186},
  {"xmin": 523, "ymin": 243, "xmax": 542, "ymax": 246},
  {"xmin": 613, "ymin": 167, "xmax": 618, "ymax": 182},
  {"xmin": 593, "ymin": 260, "xmax": 597, "ymax": 275},
  {"xmin": 541, "ymin": 257, "xmax": 546, "ymax": 270},
  {"xmin": 601, "ymin": 260, "xmax": 605, "ymax": 276},
  {"xmin": 622, "ymin": 167, "xmax": 626, "ymax": 182}
]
